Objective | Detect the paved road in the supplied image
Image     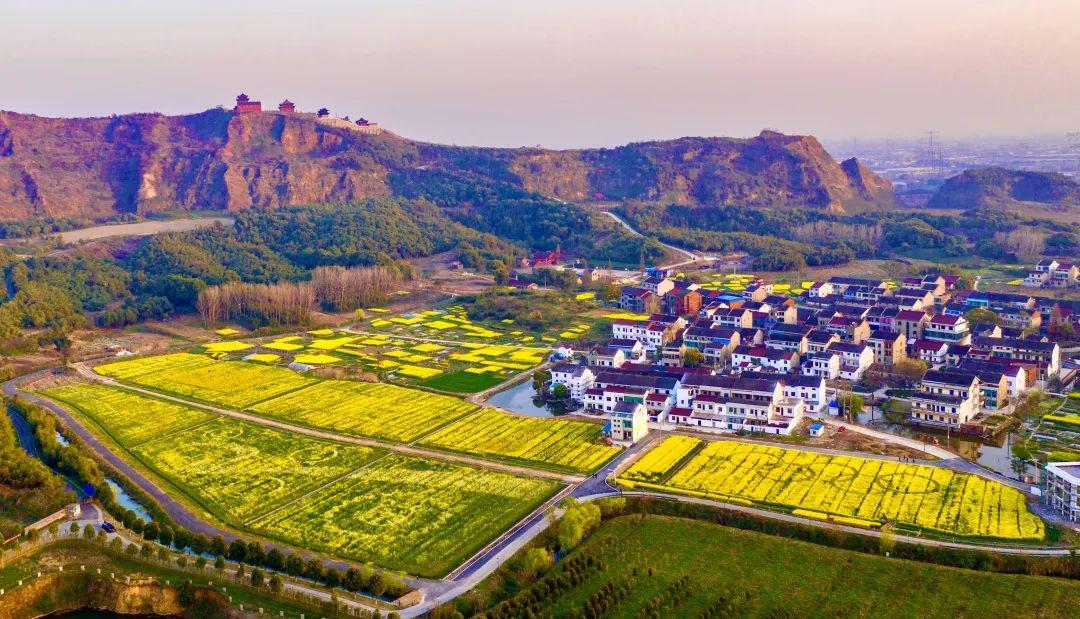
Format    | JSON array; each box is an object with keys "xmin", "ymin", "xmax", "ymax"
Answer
[
  {"xmin": 600, "ymin": 211, "xmax": 700, "ymax": 270},
  {"xmin": 5, "ymin": 407, "xmax": 89, "ymax": 499}
]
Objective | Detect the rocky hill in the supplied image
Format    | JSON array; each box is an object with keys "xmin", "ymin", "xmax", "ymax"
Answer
[
  {"xmin": 0, "ymin": 108, "xmax": 894, "ymax": 221},
  {"xmin": 928, "ymin": 167, "xmax": 1080, "ymax": 212}
]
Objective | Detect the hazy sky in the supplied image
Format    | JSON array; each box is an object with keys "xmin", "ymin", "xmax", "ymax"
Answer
[{"xmin": 3, "ymin": 0, "xmax": 1079, "ymax": 148}]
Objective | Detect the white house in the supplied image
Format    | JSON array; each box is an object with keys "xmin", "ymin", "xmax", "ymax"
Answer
[
  {"xmin": 609, "ymin": 401, "xmax": 649, "ymax": 444},
  {"xmin": 1045, "ymin": 462, "xmax": 1080, "ymax": 522},
  {"xmin": 802, "ymin": 351, "xmax": 840, "ymax": 380},
  {"xmin": 827, "ymin": 342, "xmax": 873, "ymax": 381},
  {"xmin": 909, "ymin": 370, "xmax": 981, "ymax": 429},
  {"xmin": 549, "ymin": 364, "xmax": 595, "ymax": 401}
]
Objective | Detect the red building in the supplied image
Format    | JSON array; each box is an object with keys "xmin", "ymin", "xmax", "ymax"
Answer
[
  {"xmin": 234, "ymin": 93, "xmax": 262, "ymax": 113},
  {"xmin": 531, "ymin": 249, "xmax": 562, "ymax": 267},
  {"xmin": 278, "ymin": 99, "xmax": 296, "ymax": 113}
]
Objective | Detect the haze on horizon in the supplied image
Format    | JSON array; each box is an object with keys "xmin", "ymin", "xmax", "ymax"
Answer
[{"xmin": 3, "ymin": 0, "xmax": 1078, "ymax": 149}]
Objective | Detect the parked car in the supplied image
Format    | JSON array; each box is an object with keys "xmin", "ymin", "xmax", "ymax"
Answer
[{"xmin": 101, "ymin": 522, "xmax": 116, "ymax": 533}]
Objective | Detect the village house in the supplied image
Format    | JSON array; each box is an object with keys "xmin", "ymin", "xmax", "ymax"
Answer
[
  {"xmin": 893, "ymin": 309, "xmax": 929, "ymax": 341},
  {"xmin": 806, "ymin": 330, "xmax": 840, "ymax": 353},
  {"xmin": 549, "ymin": 364, "xmax": 596, "ymax": 401},
  {"xmin": 1044, "ymin": 462, "xmax": 1080, "ymax": 522},
  {"xmin": 730, "ymin": 345, "xmax": 800, "ymax": 374},
  {"xmin": 910, "ymin": 370, "xmax": 982, "ymax": 429},
  {"xmin": 912, "ymin": 339, "xmax": 950, "ymax": 368},
  {"xmin": 801, "ymin": 351, "xmax": 841, "ymax": 380},
  {"xmin": 970, "ymin": 336, "xmax": 1061, "ymax": 381},
  {"xmin": 608, "ymin": 401, "xmax": 649, "ymax": 444},
  {"xmin": 826, "ymin": 341, "xmax": 874, "ymax": 381},
  {"xmin": 825, "ymin": 315, "xmax": 871, "ymax": 344},
  {"xmin": 866, "ymin": 330, "xmax": 907, "ymax": 366},
  {"xmin": 1024, "ymin": 259, "xmax": 1080, "ymax": 289},
  {"xmin": 711, "ymin": 307, "xmax": 754, "ymax": 329},
  {"xmin": 923, "ymin": 313, "xmax": 971, "ymax": 344},
  {"xmin": 670, "ymin": 374, "xmax": 804, "ymax": 435},
  {"xmin": 619, "ymin": 286, "xmax": 661, "ymax": 314}
]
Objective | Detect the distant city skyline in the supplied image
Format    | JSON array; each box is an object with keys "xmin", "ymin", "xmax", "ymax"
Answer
[{"xmin": 3, "ymin": 0, "xmax": 1079, "ymax": 148}]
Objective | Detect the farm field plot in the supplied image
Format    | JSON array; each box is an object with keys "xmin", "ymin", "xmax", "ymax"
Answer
[
  {"xmin": 249, "ymin": 380, "xmax": 477, "ymax": 443},
  {"xmin": 623, "ymin": 436, "xmax": 702, "ymax": 483},
  {"xmin": 420, "ymin": 370, "xmax": 506, "ymax": 393},
  {"xmin": 95, "ymin": 353, "xmax": 316, "ymax": 408},
  {"xmin": 43, "ymin": 383, "xmax": 215, "ymax": 447},
  {"xmin": 132, "ymin": 418, "xmax": 382, "ymax": 523},
  {"xmin": 419, "ymin": 408, "xmax": 621, "ymax": 474},
  {"xmin": 647, "ymin": 441, "xmax": 1043, "ymax": 540},
  {"xmin": 483, "ymin": 516, "xmax": 1080, "ymax": 618},
  {"xmin": 249, "ymin": 454, "xmax": 560, "ymax": 577}
]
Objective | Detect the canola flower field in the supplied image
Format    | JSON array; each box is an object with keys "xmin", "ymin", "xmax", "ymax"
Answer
[
  {"xmin": 248, "ymin": 380, "xmax": 477, "ymax": 443},
  {"xmin": 631, "ymin": 441, "xmax": 1044, "ymax": 541},
  {"xmin": 45, "ymin": 383, "xmax": 216, "ymax": 447},
  {"xmin": 623, "ymin": 436, "xmax": 702, "ymax": 483},
  {"xmin": 419, "ymin": 408, "xmax": 621, "ymax": 474},
  {"xmin": 41, "ymin": 383, "xmax": 562, "ymax": 576},
  {"xmin": 249, "ymin": 454, "xmax": 560, "ymax": 577},
  {"xmin": 96, "ymin": 353, "xmax": 316, "ymax": 408}
]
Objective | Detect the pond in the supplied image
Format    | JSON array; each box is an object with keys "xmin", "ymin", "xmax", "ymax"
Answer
[
  {"xmin": 486, "ymin": 380, "xmax": 567, "ymax": 417},
  {"xmin": 854, "ymin": 407, "xmax": 1032, "ymax": 479},
  {"xmin": 106, "ymin": 478, "xmax": 151, "ymax": 523}
]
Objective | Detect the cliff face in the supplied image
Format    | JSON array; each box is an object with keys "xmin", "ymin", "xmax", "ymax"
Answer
[
  {"xmin": 928, "ymin": 167, "xmax": 1080, "ymax": 211},
  {"xmin": 0, "ymin": 109, "xmax": 893, "ymax": 221}
]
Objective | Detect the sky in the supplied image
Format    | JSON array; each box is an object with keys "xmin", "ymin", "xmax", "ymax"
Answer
[{"xmin": 3, "ymin": 0, "xmax": 1079, "ymax": 148}]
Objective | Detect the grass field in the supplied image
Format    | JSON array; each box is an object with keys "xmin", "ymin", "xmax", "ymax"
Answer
[
  {"xmin": 249, "ymin": 454, "xmax": 560, "ymax": 577},
  {"xmin": 249, "ymin": 380, "xmax": 477, "ymax": 443},
  {"xmin": 95, "ymin": 353, "xmax": 316, "ymax": 408},
  {"xmin": 482, "ymin": 515, "xmax": 1080, "ymax": 618},
  {"xmin": 420, "ymin": 370, "xmax": 506, "ymax": 393},
  {"xmin": 419, "ymin": 408, "xmax": 621, "ymax": 474},
  {"xmin": 626, "ymin": 440, "xmax": 1043, "ymax": 541}
]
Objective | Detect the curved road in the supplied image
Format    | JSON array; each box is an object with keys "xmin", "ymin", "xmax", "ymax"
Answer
[{"xmin": 601, "ymin": 210, "xmax": 700, "ymax": 270}]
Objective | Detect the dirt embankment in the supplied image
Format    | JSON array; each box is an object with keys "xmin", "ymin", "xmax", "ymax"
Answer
[{"xmin": 0, "ymin": 572, "xmax": 237, "ymax": 619}]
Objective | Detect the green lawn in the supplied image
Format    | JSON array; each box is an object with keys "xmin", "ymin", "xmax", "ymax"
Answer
[
  {"xmin": 420, "ymin": 370, "xmax": 506, "ymax": 393},
  {"xmin": 482, "ymin": 516, "xmax": 1080, "ymax": 617}
]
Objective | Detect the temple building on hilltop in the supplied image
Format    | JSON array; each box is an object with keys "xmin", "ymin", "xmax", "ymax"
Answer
[
  {"xmin": 278, "ymin": 99, "xmax": 296, "ymax": 113},
  {"xmin": 233, "ymin": 93, "xmax": 262, "ymax": 113}
]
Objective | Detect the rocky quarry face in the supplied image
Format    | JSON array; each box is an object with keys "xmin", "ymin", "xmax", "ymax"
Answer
[{"xmin": 0, "ymin": 109, "xmax": 894, "ymax": 221}]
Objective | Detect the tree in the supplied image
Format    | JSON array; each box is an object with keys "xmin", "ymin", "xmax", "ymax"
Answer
[
  {"xmin": 250, "ymin": 567, "xmax": 265, "ymax": 588},
  {"xmin": 195, "ymin": 556, "xmax": 207, "ymax": 571},
  {"xmin": 227, "ymin": 538, "xmax": 247, "ymax": 563},
  {"xmin": 140, "ymin": 543, "xmax": 154, "ymax": 559},
  {"xmin": 266, "ymin": 548, "xmax": 285, "ymax": 571},
  {"xmin": 190, "ymin": 532, "xmax": 210, "ymax": 555},
  {"xmin": 269, "ymin": 574, "xmax": 284, "ymax": 594},
  {"xmin": 209, "ymin": 534, "xmax": 227, "ymax": 557},
  {"xmin": 125, "ymin": 543, "xmax": 138, "ymax": 556},
  {"xmin": 551, "ymin": 383, "xmax": 569, "ymax": 401},
  {"xmin": 214, "ymin": 555, "xmax": 226, "ymax": 574},
  {"xmin": 879, "ymin": 524, "xmax": 897, "ymax": 556},
  {"xmin": 519, "ymin": 547, "xmax": 553, "ymax": 578},
  {"xmin": 531, "ymin": 369, "xmax": 550, "ymax": 394},
  {"xmin": 682, "ymin": 347, "xmax": 704, "ymax": 368},
  {"xmin": 176, "ymin": 554, "xmax": 188, "ymax": 568},
  {"xmin": 492, "ymin": 262, "xmax": 510, "ymax": 286},
  {"xmin": 965, "ymin": 308, "xmax": 1001, "ymax": 327},
  {"xmin": 158, "ymin": 546, "xmax": 169, "ymax": 562},
  {"xmin": 284, "ymin": 553, "xmax": 305, "ymax": 577},
  {"xmin": 84, "ymin": 525, "xmax": 96, "ymax": 541},
  {"xmin": 893, "ymin": 358, "xmax": 928, "ymax": 385},
  {"xmin": 143, "ymin": 521, "xmax": 160, "ymax": 542},
  {"xmin": 157, "ymin": 525, "xmax": 174, "ymax": 547},
  {"xmin": 846, "ymin": 394, "xmax": 864, "ymax": 422}
]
